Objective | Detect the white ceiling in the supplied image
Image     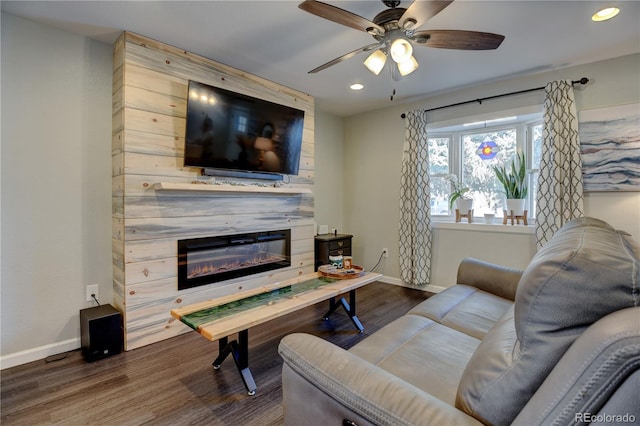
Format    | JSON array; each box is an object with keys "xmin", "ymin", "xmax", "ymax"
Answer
[{"xmin": 2, "ymin": 1, "xmax": 639, "ymax": 116}]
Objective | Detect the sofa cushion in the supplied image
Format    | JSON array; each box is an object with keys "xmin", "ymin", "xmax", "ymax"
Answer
[
  {"xmin": 408, "ymin": 285, "xmax": 513, "ymax": 339},
  {"xmin": 513, "ymin": 306, "xmax": 640, "ymax": 425},
  {"xmin": 349, "ymin": 314, "xmax": 481, "ymax": 405},
  {"xmin": 456, "ymin": 217, "xmax": 640, "ymax": 425}
]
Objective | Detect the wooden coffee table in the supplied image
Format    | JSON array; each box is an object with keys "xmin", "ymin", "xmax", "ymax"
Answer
[{"xmin": 171, "ymin": 271, "xmax": 382, "ymax": 395}]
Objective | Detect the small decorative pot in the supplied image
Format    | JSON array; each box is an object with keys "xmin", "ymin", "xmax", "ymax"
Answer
[
  {"xmin": 456, "ymin": 198, "xmax": 473, "ymax": 214},
  {"xmin": 506, "ymin": 199, "xmax": 526, "ymax": 216}
]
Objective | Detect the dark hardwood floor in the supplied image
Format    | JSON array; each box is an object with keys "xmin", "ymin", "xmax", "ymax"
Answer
[{"xmin": 1, "ymin": 282, "xmax": 429, "ymax": 426}]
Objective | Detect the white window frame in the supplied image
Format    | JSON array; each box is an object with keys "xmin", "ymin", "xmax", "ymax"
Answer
[{"xmin": 428, "ymin": 114, "xmax": 542, "ymax": 222}]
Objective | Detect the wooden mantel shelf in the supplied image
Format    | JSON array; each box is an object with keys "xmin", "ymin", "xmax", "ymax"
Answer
[{"xmin": 152, "ymin": 182, "xmax": 312, "ymax": 195}]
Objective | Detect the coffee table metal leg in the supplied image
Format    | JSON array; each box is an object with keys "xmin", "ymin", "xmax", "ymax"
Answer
[
  {"xmin": 343, "ymin": 290, "xmax": 364, "ymax": 333},
  {"xmin": 235, "ymin": 330, "xmax": 257, "ymax": 395},
  {"xmin": 212, "ymin": 336, "xmax": 228, "ymax": 369},
  {"xmin": 322, "ymin": 297, "xmax": 338, "ymax": 320},
  {"xmin": 322, "ymin": 290, "xmax": 364, "ymax": 333},
  {"xmin": 211, "ymin": 330, "xmax": 257, "ymax": 396}
]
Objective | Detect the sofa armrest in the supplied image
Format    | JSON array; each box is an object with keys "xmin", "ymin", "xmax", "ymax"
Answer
[
  {"xmin": 279, "ymin": 333, "xmax": 483, "ymax": 426},
  {"xmin": 456, "ymin": 258, "xmax": 523, "ymax": 301}
]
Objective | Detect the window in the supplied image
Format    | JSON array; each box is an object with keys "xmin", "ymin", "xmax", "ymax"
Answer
[
  {"xmin": 428, "ymin": 115, "xmax": 542, "ymax": 220},
  {"xmin": 429, "ymin": 137, "xmax": 450, "ymax": 215},
  {"xmin": 237, "ymin": 114, "xmax": 248, "ymax": 133}
]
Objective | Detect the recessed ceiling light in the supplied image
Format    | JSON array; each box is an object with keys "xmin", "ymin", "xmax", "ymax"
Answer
[
  {"xmin": 350, "ymin": 83, "xmax": 364, "ymax": 91},
  {"xmin": 592, "ymin": 7, "xmax": 620, "ymax": 21}
]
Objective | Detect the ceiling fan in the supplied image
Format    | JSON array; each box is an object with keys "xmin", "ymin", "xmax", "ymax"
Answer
[{"xmin": 299, "ymin": 0, "xmax": 505, "ymax": 79}]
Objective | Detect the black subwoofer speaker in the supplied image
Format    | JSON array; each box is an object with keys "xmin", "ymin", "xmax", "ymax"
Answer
[{"xmin": 80, "ymin": 304, "xmax": 123, "ymax": 362}]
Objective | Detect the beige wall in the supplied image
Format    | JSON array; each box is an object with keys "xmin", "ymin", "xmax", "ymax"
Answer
[
  {"xmin": 340, "ymin": 53, "xmax": 640, "ymax": 289},
  {"xmin": 1, "ymin": 13, "xmax": 113, "ymax": 363},
  {"xmin": 313, "ymin": 110, "xmax": 344, "ymax": 234}
]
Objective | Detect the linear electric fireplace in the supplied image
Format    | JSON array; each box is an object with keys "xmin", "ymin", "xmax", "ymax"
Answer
[{"xmin": 178, "ymin": 230, "xmax": 291, "ymax": 290}]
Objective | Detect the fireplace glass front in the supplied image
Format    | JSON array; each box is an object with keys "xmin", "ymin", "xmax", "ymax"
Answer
[{"xmin": 178, "ymin": 230, "xmax": 291, "ymax": 290}]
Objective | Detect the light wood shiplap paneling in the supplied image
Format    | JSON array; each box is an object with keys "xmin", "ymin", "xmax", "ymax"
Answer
[
  {"xmin": 112, "ymin": 34, "xmax": 126, "ymax": 317},
  {"xmin": 112, "ymin": 32, "xmax": 315, "ymax": 350}
]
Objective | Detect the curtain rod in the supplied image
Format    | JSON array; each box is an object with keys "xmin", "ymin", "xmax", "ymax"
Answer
[{"xmin": 400, "ymin": 77, "xmax": 589, "ymax": 119}]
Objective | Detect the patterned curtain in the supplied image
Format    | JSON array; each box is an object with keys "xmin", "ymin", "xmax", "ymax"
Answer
[
  {"xmin": 399, "ymin": 110, "xmax": 432, "ymax": 286},
  {"xmin": 536, "ymin": 80, "xmax": 584, "ymax": 248}
]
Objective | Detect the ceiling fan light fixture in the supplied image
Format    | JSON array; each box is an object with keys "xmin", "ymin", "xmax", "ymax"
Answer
[
  {"xmin": 397, "ymin": 55, "xmax": 419, "ymax": 76},
  {"xmin": 592, "ymin": 7, "xmax": 620, "ymax": 21},
  {"xmin": 364, "ymin": 49, "xmax": 388, "ymax": 75},
  {"xmin": 300, "ymin": 0, "xmax": 507, "ymax": 82},
  {"xmin": 390, "ymin": 38, "xmax": 413, "ymax": 63}
]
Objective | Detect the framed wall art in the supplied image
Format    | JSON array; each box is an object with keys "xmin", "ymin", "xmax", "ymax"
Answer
[{"xmin": 578, "ymin": 103, "xmax": 640, "ymax": 192}]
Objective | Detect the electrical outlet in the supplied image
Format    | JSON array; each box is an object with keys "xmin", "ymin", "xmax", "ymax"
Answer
[
  {"xmin": 86, "ymin": 284, "xmax": 99, "ymax": 302},
  {"xmin": 382, "ymin": 248, "xmax": 389, "ymax": 258}
]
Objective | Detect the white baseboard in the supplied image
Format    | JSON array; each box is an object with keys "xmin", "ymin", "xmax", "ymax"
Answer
[
  {"xmin": 378, "ymin": 275, "xmax": 446, "ymax": 293},
  {"xmin": 0, "ymin": 338, "xmax": 80, "ymax": 370}
]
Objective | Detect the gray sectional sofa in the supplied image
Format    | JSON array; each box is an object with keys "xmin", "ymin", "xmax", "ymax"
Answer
[{"xmin": 279, "ymin": 217, "xmax": 640, "ymax": 425}]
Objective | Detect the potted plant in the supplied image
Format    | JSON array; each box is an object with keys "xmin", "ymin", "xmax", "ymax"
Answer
[
  {"xmin": 447, "ymin": 174, "xmax": 472, "ymax": 213},
  {"xmin": 492, "ymin": 152, "xmax": 528, "ymax": 215}
]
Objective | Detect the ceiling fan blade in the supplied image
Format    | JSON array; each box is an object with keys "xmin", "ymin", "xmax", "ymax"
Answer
[
  {"xmin": 299, "ymin": 0, "xmax": 383, "ymax": 33},
  {"xmin": 400, "ymin": 1, "xmax": 454, "ymax": 29},
  {"xmin": 414, "ymin": 30, "xmax": 505, "ymax": 50},
  {"xmin": 308, "ymin": 43, "xmax": 382, "ymax": 73}
]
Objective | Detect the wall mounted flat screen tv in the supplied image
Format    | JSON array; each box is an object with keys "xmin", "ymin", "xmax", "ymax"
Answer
[{"xmin": 184, "ymin": 80, "xmax": 305, "ymax": 179}]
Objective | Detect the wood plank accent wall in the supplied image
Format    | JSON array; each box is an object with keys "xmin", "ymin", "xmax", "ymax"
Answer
[{"xmin": 112, "ymin": 32, "xmax": 315, "ymax": 350}]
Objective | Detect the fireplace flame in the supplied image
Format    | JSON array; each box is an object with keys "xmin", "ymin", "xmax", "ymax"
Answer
[{"xmin": 187, "ymin": 252, "xmax": 286, "ymax": 279}]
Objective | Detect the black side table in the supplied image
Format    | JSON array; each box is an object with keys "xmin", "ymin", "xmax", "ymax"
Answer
[{"xmin": 314, "ymin": 233, "xmax": 353, "ymax": 271}]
